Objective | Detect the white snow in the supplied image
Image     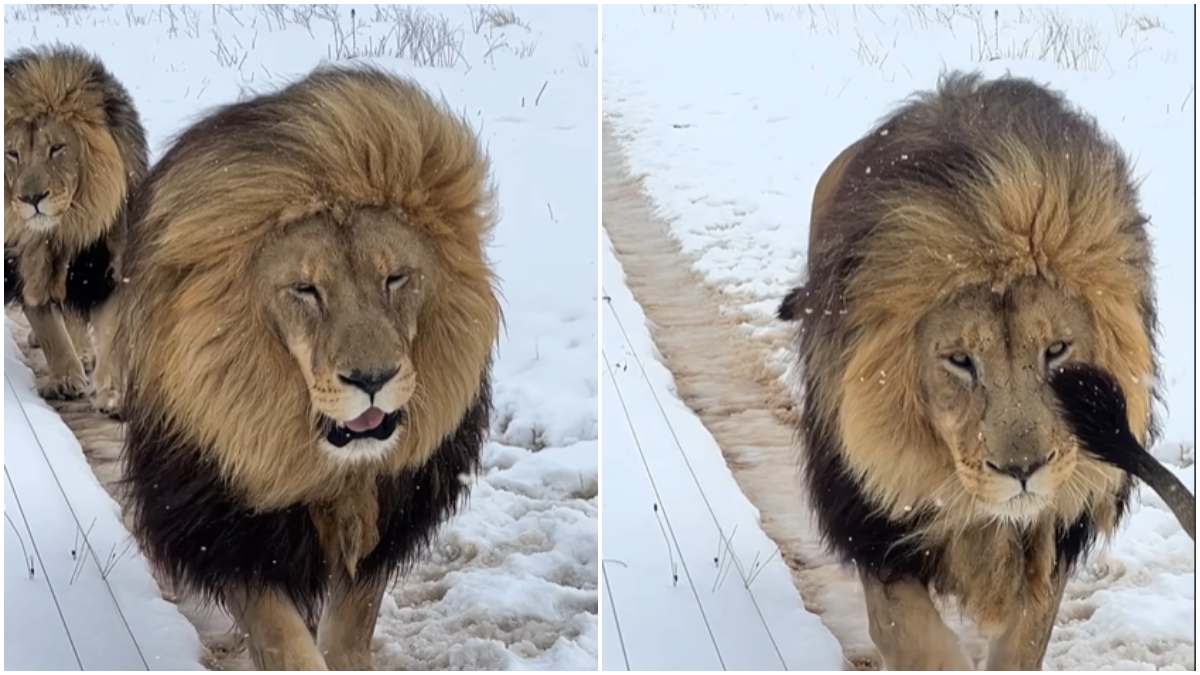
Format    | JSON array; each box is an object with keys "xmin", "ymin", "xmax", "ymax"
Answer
[
  {"xmin": 601, "ymin": 238, "xmax": 843, "ymax": 671},
  {"xmin": 5, "ymin": 4, "xmax": 597, "ymax": 670},
  {"xmin": 5, "ymin": 324, "xmax": 205, "ymax": 670},
  {"xmin": 605, "ymin": 5, "xmax": 1194, "ymax": 670}
]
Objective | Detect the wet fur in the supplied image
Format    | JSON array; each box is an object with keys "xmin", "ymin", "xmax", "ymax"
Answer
[
  {"xmin": 119, "ymin": 67, "xmax": 499, "ymax": 613},
  {"xmin": 781, "ymin": 73, "xmax": 1155, "ymax": 628}
]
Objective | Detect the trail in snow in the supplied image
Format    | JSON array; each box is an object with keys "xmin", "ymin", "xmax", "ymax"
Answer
[{"xmin": 601, "ymin": 123, "xmax": 843, "ymax": 670}]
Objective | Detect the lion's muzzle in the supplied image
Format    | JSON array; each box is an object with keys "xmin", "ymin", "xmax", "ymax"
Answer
[
  {"xmin": 13, "ymin": 189, "xmax": 66, "ymax": 231},
  {"xmin": 984, "ymin": 455, "xmax": 1049, "ymax": 490}
]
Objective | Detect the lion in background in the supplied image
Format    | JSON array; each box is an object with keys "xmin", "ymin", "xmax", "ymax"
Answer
[
  {"xmin": 119, "ymin": 67, "xmax": 500, "ymax": 669},
  {"xmin": 778, "ymin": 73, "xmax": 1155, "ymax": 669},
  {"xmin": 5, "ymin": 46, "xmax": 147, "ymax": 410}
]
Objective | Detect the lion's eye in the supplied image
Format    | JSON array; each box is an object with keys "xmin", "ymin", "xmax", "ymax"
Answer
[
  {"xmin": 288, "ymin": 283, "xmax": 321, "ymax": 305},
  {"xmin": 4, "ymin": 150, "xmax": 17, "ymax": 162},
  {"xmin": 945, "ymin": 351, "xmax": 976, "ymax": 377},
  {"xmin": 386, "ymin": 272, "xmax": 409, "ymax": 292},
  {"xmin": 49, "ymin": 144, "xmax": 65, "ymax": 158},
  {"xmin": 1045, "ymin": 340, "xmax": 1071, "ymax": 366}
]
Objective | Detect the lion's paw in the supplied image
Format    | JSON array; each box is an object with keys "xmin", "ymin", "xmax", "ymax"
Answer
[
  {"xmin": 39, "ymin": 373, "xmax": 91, "ymax": 400},
  {"xmin": 79, "ymin": 351, "xmax": 96, "ymax": 373},
  {"xmin": 93, "ymin": 386, "xmax": 123, "ymax": 418}
]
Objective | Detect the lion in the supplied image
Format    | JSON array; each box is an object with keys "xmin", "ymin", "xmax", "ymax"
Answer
[
  {"xmin": 118, "ymin": 67, "xmax": 500, "ymax": 670},
  {"xmin": 778, "ymin": 73, "xmax": 1156, "ymax": 670},
  {"xmin": 4, "ymin": 45, "xmax": 147, "ymax": 410}
]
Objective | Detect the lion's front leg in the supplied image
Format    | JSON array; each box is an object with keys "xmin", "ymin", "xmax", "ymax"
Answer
[
  {"xmin": 984, "ymin": 568, "xmax": 1068, "ymax": 670},
  {"xmin": 317, "ymin": 572, "xmax": 387, "ymax": 670},
  {"xmin": 861, "ymin": 570, "xmax": 973, "ymax": 670},
  {"xmin": 230, "ymin": 588, "xmax": 327, "ymax": 671},
  {"xmin": 24, "ymin": 304, "xmax": 89, "ymax": 400},
  {"xmin": 90, "ymin": 297, "xmax": 123, "ymax": 416},
  {"xmin": 18, "ymin": 239, "xmax": 55, "ymax": 308},
  {"xmin": 63, "ymin": 310, "xmax": 94, "ymax": 372}
]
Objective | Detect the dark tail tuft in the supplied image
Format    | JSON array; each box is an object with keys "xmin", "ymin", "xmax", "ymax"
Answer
[
  {"xmin": 1049, "ymin": 363, "xmax": 1139, "ymax": 473},
  {"xmin": 1051, "ymin": 362, "xmax": 1196, "ymax": 540}
]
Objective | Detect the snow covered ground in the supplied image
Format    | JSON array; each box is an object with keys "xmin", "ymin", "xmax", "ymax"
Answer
[
  {"xmin": 5, "ymin": 324, "xmax": 205, "ymax": 670},
  {"xmin": 601, "ymin": 139, "xmax": 843, "ymax": 670},
  {"xmin": 5, "ymin": 4, "xmax": 597, "ymax": 670},
  {"xmin": 605, "ymin": 5, "xmax": 1194, "ymax": 670}
]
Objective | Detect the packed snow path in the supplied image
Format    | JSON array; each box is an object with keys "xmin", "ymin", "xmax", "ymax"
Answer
[{"xmin": 601, "ymin": 128, "xmax": 843, "ymax": 671}]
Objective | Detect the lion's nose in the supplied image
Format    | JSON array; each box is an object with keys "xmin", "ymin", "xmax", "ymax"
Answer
[
  {"xmin": 985, "ymin": 457, "xmax": 1048, "ymax": 484},
  {"xmin": 338, "ymin": 368, "xmax": 398, "ymax": 396},
  {"xmin": 18, "ymin": 191, "xmax": 48, "ymax": 208}
]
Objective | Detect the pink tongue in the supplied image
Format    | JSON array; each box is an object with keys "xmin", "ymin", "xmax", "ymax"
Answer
[{"xmin": 344, "ymin": 407, "xmax": 386, "ymax": 433}]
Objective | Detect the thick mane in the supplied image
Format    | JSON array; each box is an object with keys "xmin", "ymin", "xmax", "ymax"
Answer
[
  {"xmin": 4, "ymin": 45, "xmax": 147, "ymax": 258},
  {"xmin": 792, "ymin": 73, "xmax": 1155, "ymax": 586},
  {"xmin": 121, "ymin": 67, "xmax": 500, "ymax": 509}
]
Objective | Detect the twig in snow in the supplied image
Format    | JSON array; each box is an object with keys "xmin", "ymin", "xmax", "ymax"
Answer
[
  {"xmin": 220, "ymin": 5, "xmax": 244, "ymax": 28},
  {"xmin": 69, "ymin": 540, "xmax": 88, "ymax": 585},
  {"xmin": 715, "ymin": 538, "xmax": 738, "ymax": 591},
  {"xmin": 711, "ymin": 524, "xmax": 739, "ymax": 592},
  {"xmin": 100, "ymin": 537, "xmax": 136, "ymax": 580},
  {"xmin": 5, "ymin": 512, "xmax": 35, "ymax": 578},
  {"xmin": 72, "ymin": 517, "xmax": 96, "ymax": 560},
  {"xmin": 652, "ymin": 503, "xmax": 678, "ymax": 585},
  {"xmin": 535, "ymin": 80, "xmax": 549, "ymax": 106},
  {"xmin": 744, "ymin": 548, "xmax": 780, "ymax": 589},
  {"xmin": 100, "ymin": 542, "xmax": 119, "ymax": 579}
]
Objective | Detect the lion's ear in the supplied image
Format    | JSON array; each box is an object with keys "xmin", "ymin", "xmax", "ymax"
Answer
[{"xmin": 778, "ymin": 285, "xmax": 808, "ymax": 321}]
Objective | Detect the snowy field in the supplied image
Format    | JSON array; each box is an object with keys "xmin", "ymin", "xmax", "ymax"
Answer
[
  {"xmin": 605, "ymin": 5, "xmax": 1194, "ymax": 670},
  {"xmin": 5, "ymin": 4, "xmax": 597, "ymax": 670}
]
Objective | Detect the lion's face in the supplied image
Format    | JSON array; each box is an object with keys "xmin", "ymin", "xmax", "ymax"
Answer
[
  {"xmin": 917, "ymin": 278, "xmax": 1095, "ymax": 522},
  {"xmin": 4, "ymin": 117, "xmax": 83, "ymax": 233},
  {"xmin": 254, "ymin": 208, "xmax": 434, "ymax": 465}
]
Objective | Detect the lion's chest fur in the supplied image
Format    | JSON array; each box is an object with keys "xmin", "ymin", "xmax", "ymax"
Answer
[
  {"xmin": 308, "ymin": 473, "xmax": 383, "ymax": 580},
  {"xmin": 932, "ymin": 519, "xmax": 1059, "ymax": 635}
]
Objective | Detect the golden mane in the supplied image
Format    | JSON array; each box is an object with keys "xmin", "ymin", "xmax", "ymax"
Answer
[
  {"xmin": 121, "ymin": 67, "xmax": 499, "ymax": 508},
  {"xmin": 791, "ymin": 73, "xmax": 1155, "ymax": 587},
  {"xmin": 4, "ymin": 46, "xmax": 134, "ymax": 256}
]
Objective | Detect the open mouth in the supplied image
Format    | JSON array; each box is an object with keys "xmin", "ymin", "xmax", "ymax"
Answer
[{"xmin": 321, "ymin": 407, "xmax": 407, "ymax": 448}]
